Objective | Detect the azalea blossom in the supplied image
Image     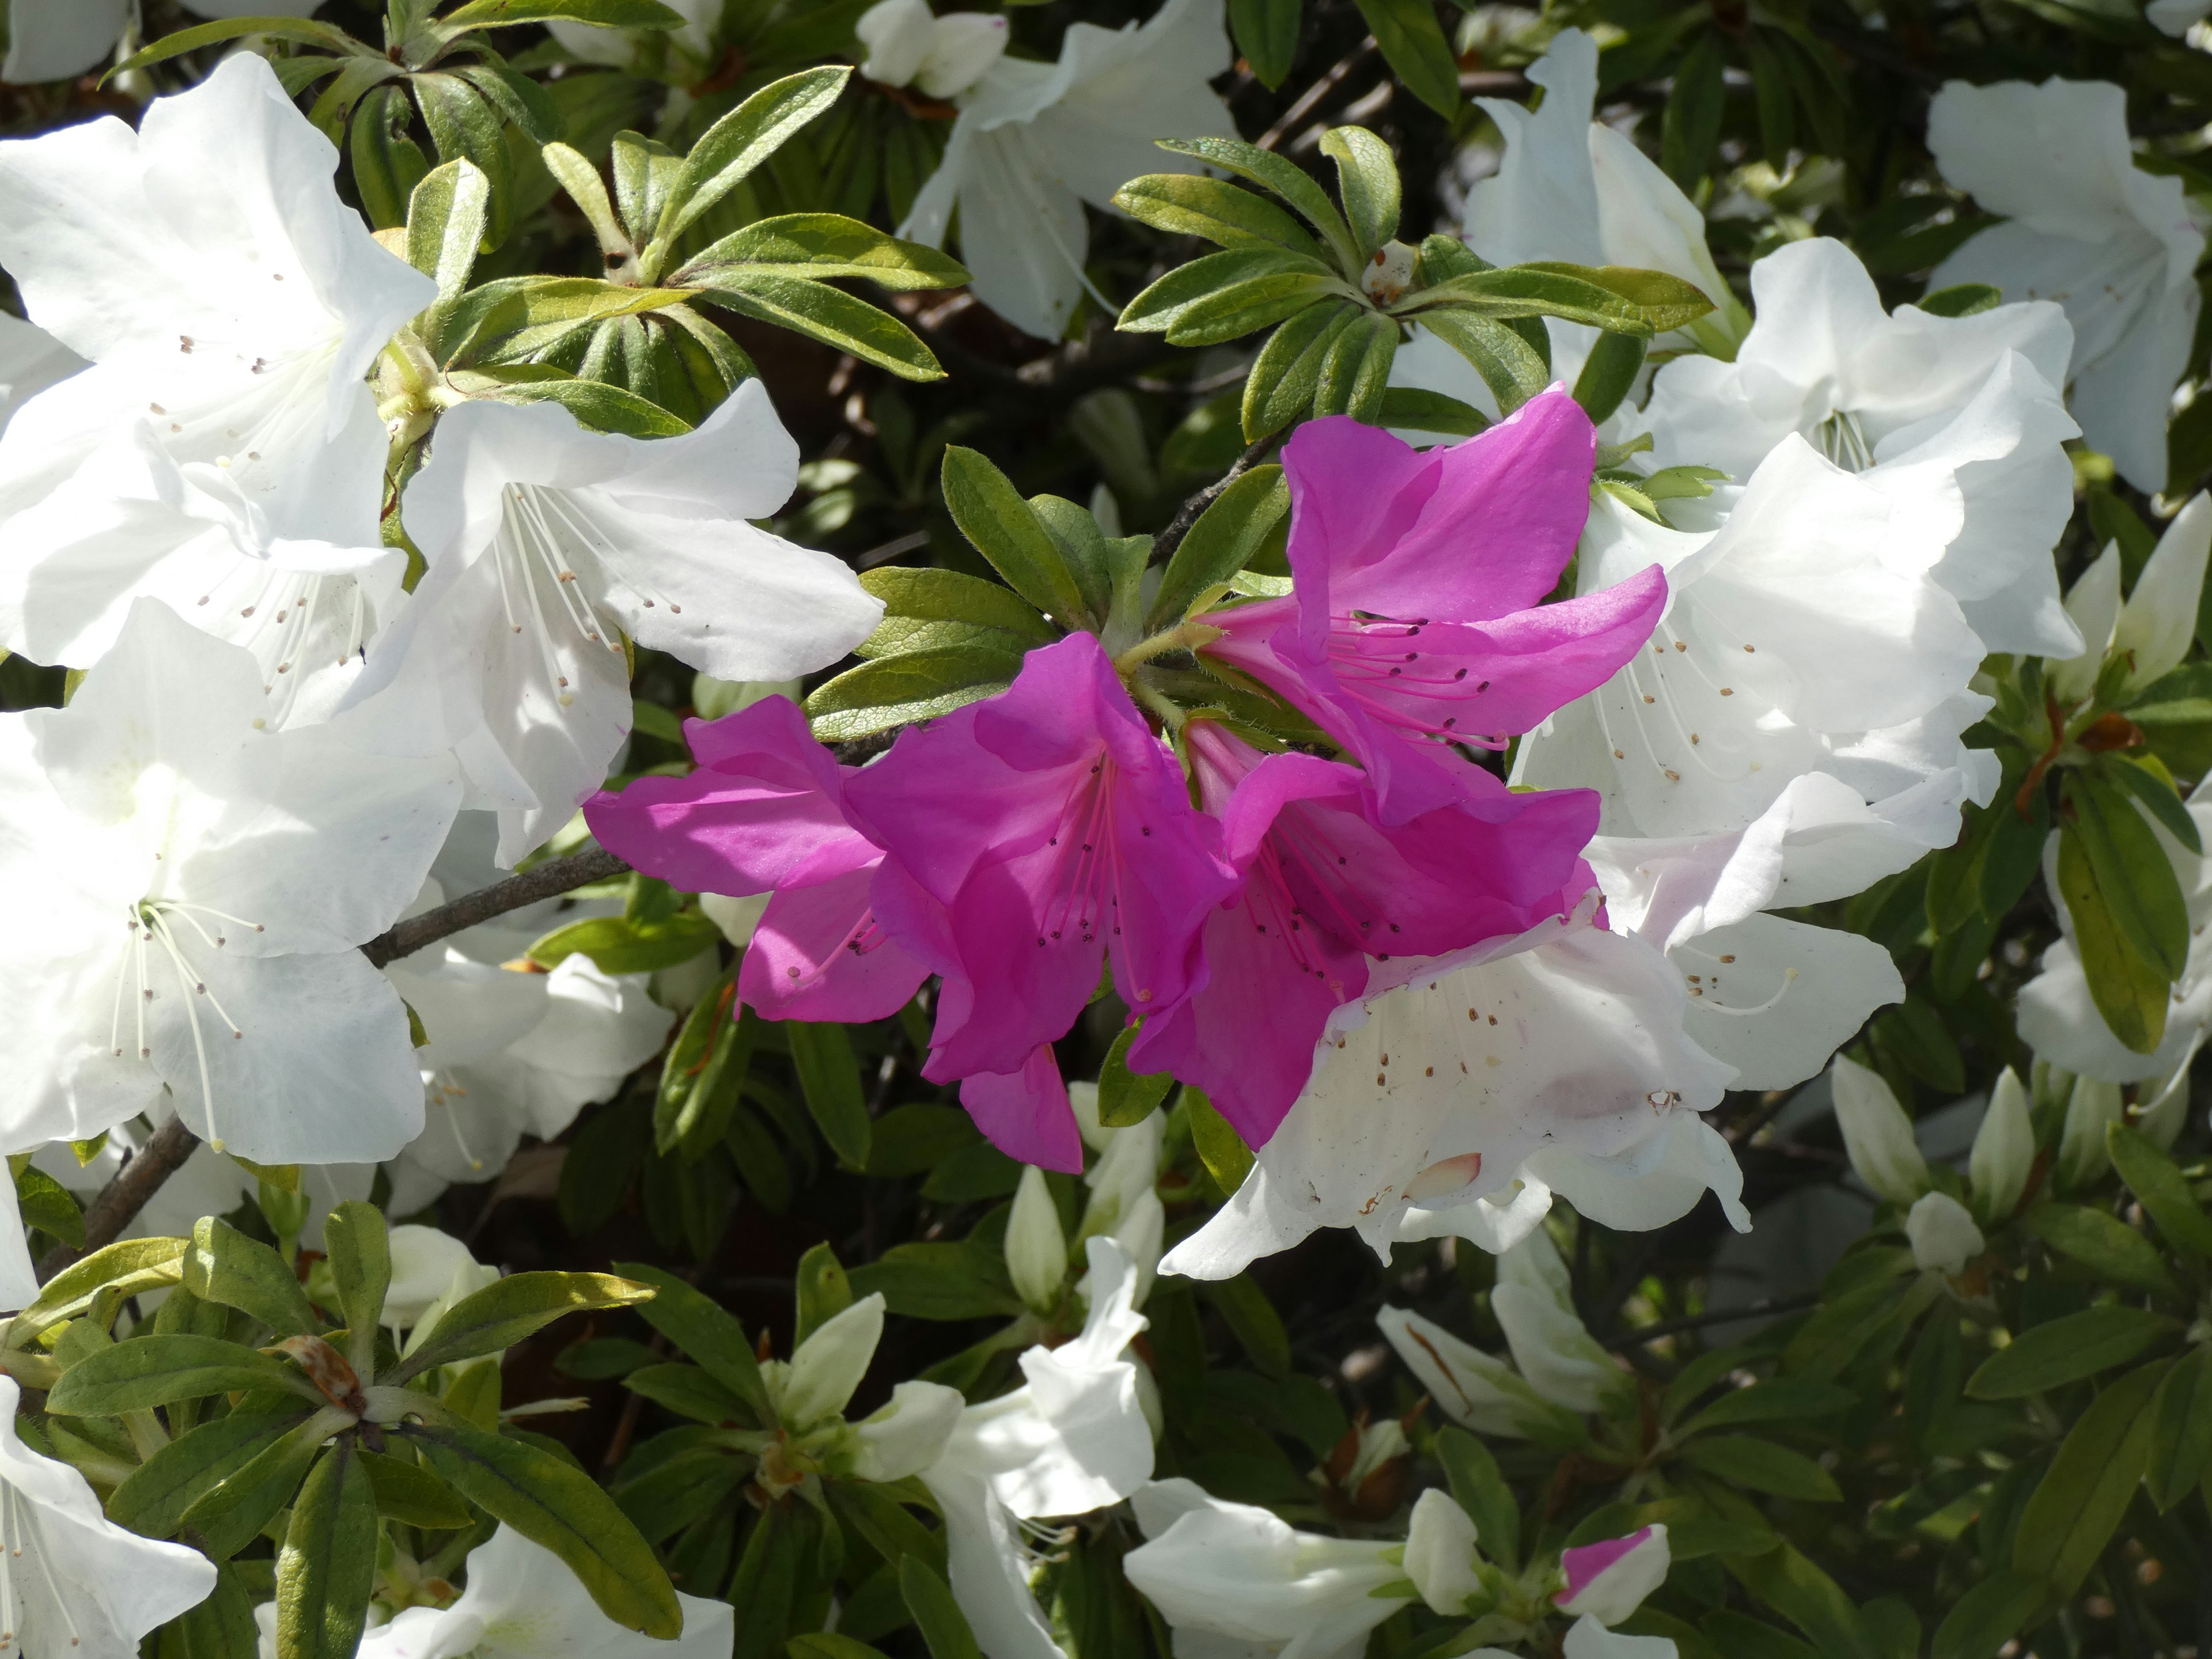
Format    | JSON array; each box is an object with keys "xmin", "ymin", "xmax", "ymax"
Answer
[
  {"xmin": 1160, "ymin": 897, "xmax": 1738, "ymax": 1277},
  {"xmin": 1554, "ymin": 1525, "xmax": 1679, "ymax": 1659},
  {"xmin": 1642, "ymin": 236, "xmax": 2081, "ymax": 656},
  {"xmin": 383, "ymin": 1224, "xmax": 500, "ymax": 1332},
  {"xmin": 1926, "ymin": 76, "xmax": 2205, "ymax": 495},
  {"xmin": 854, "ymin": 0, "xmax": 1009, "ymax": 99},
  {"xmin": 586, "ymin": 693, "xmax": 929, "ymax": 1025},
  {"xmin": 919, "ymin": 1237, "xmax": 1155, "ymax": 1659},
  {"xmin": 900, "ymin": 0, "xmax": 1236, "ymax": 340},
  {"xmin": 1197, "ymin": 396, "xmax": 1668, "ymax": 821},
  {"xmin": 842, "ymin": 632, "xmax": 1237, "ymax": 1167},
  {"xmin": 0, "ymin": 600, "xmax": 457, "ymax": 1162},
  {"xmin": 0, "ymin": 1374, "xmax": 218, "ymax": 1654},
  {"xmin": 1124, "ymin": 716, "xmax": 1599, "ymax": 1146},
  {"xmin": 2019, "ymin": 777, "xmax": 2212, "ymax": 1082},
  {"xmin": 343, "ymin": 385, "xmax": 880, "ymax": 864},
  {"xmin": 359, "ymin": 1524, "xmax": 732, "ymax": 1659},
  {"xmin": 1122, "ymin": 1477, "xmax": 1412, "ymax": 1659},
  {"xmin": 0, "ymin": 313, "xmax": 79, "ymax": 431},
  {"xmin": 2, "ymin": 0, "xmax": 324, "ymax": 85},
  {"xmin": 0, "ymin": 53, "xmax": 433, "ymax": 718},
  {"xmin": 548, "ymin": 0, "xmax": 721, "ymax": 72}
]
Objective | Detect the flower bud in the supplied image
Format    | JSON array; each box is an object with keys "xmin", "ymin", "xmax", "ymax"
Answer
[
  {"xmin": 1404, "ymin": 1489, "xmax": 1484, "ymax": 1615},
  {"xmin": 1084, "ymin": 1111, "xmax": 1162, "ymax": 1234},
  {"xmin": 698, "ymin": 891, "xmax": 770, "ymax": 949},
  {"xmin": 1492, "ymin": 1281, "xmax": 1630, "ymax": 1415},
  {"xmin": 854, "ymin": 0, "xmax": 935, "ymax": 88},
  {"xmin": 1007, "ymin": 1165, "xmax": 1069, "ymax": 1312},
  {"xmin": 781, "ymin": 1292, "xmax": 884, "ymax": 1429},
  {"xmin": 847, "ymin": 1379, "xmax": 964, "ymax": 1481},
  {"xmin": 1969, "ymin": 1067, "xmax": 2035, "ymax": 1225},
  {"xmin": 915, "ymin": 11, "xmax": 1009, "ymax": 99},
  {"xmin": 1068, "ymin": 1079, "xmax": 1111, "ymax": 1152},
  {"xmin": 2058, "ymin": 1077, "xmax": 2125, "ymax": 1188},
  {"xmin": 1359, "ymin": 240, "xmax": 1416, "ymax": 304},
  {"xmin": 1830, "ymin": 1055, "xmax": 1928, "ymax": 1206},
  {"xmin": 2050, "ymin": 541, "xmax": 2122, "ymax": 703},
  {"xmin": 385, "ymin": 1226, "xmax": 491, "ymax": 1331},
  {"xmin": 1906, "ymin": 1191, "xmax": 1986, "ymax": 1274},
  {"xmin": 1555, "ymin": 1524, "xmax": 1671, "ymax": 1626},
  {"xmin": 2113, "ymin": 493, "xmax": 2212, "ymax": 695},
  {"xmin": 1376, "ymin": 1305, "xmax": 1551, "ymax": 1438}
]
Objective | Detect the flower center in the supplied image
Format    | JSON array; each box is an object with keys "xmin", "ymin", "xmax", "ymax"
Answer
[
  {"xmin": 110, "ymin": 897, "xmax": 264, "ymax": 1153},
  {"xmin": 1590, "ymin": 615, "xmax": 1766, "ymax": 789},
  {"xmin": 1815, "ymin": 408, "xmax": 1876, "ymax": 472},
  {"xmin": 495, "ymin": 487, "xmax": 638, "ymax": 709}
]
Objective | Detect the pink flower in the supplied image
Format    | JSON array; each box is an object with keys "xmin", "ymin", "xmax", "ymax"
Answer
[
  {"xmin": 844, "ymin": 632, "xmax": 1238, "ymax": 1093},
  {"xmin": 1555, "ymin": 1524, "xmax": 1671, "ymax": 1625},
  {"xmin": 1200, "ymin": 391, "xmax": 1668, "ymax": 820},
  {"xmin": 582, "ymin": 696, "xmax": 927, "ymax": 1023},
  {"xmin": 1126, "ymin": 719, "xmax": 1598, "ymax": 1146}
]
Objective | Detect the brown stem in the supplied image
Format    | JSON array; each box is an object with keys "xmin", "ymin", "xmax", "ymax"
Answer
[
  {"xmin": 1151, "ymin": 434, "xmax": 1277, "ymax": 566},
  {"xmin": 39, "ymin": 847, "xmax": 636, "ymax": 1281}
]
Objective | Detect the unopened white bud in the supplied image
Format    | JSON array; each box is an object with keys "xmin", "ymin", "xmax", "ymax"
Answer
[
  {"xmin": 699, "ymin": 891, "xmax": 770, "ymax": 948},
  {"xmin": 1360, "ymin": 239, "xmax": 1416, "ymax": 304},
  {"xmin": 1969, "ymin": 1067, "xmax": 2035, "ymax": 1225},
  {"xmin": 1404, "ymin": 1489, "xmax": 1484, "ymax": 1615},
  {"xmin": 1830, "ymin": 1055, "xmax": 1929, "ymax": 1206},
  {"xmin": 854, "ymin": 0, "xmax": 935, "ymax": 88},
  {"xmin": 2114, "ymin": 493, "xmax": 2212, "ymax": 695},
  {"xmin": 781, "ymin": 1293, "xmax": 884, "ymax": 1429},
  {"xmin": 915, "ymin": 11, "xmax": 1008, "ymax": 98},
  {"xmin": 847, "ymin": 1379, "xmax": 964, "ymax": 1480},
  {"xmin": 1084, "ymin": 1111, "xmax": 1162, "ymax": 1233},
  {"xmin": 1007, "ymin": 1165, "xmax": 1069, "ymax": 1312},
  {"xmin": 2059, "ymin": 1077, "xmax": 2126, "ymax": 1188},
  {"xmin": 385, "ymin": 1225, "xmax": 494, "ymax": 1332},
  {"xmin": 1906, "ymin": 1191, "xmax": 1986, "ymax": 1275},
  {"xmin": 2050, "ymin": 541, "xmax": 2123, "ymax": 703}
]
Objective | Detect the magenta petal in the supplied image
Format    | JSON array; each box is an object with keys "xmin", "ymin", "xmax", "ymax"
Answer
[
  {"xmin": 1558, "ymin": 1528, "xmax": 1653, "ymax": 1605},
  {"xmin": 960, "ymin": 1047, "xmax": 1085, "ymax": 1172},
  {"xmin": 585, "ymin": 695, "xmax": 864, "ymax": 896},
  {"xmin": 736, "ymin": 868, "xmax": 930, "ymax": 1023}
]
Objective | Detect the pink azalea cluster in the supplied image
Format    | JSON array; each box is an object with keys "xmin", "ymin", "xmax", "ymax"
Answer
[{"xmin": 586, "ymin": 389, "xmax": 1665, "ymax": 1169}]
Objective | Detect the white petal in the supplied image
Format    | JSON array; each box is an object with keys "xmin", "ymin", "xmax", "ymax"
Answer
[
  {"xmin": 2115, "ymin": 491, "xmax": 2212, "ymax": 691},
  {"xmin": 1829, "ymin": 1054, "xmax": 1929, "ymax": 1205},
  {"xmin": 1374, "ymin": 1304, "xmax": 1546, "ymax": 1437}
]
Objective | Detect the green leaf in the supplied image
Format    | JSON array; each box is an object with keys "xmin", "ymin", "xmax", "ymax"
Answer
[
  {"xmin": 1230, "ymin": 0, "xmax": 1302, "ymax": 86},
  {"xmin": 1318, "ymin": 127, "xmax": 1400, "ymax": 257},
  {"xmin": 187, "ymin": 1408, "xmax": 355, "ymax": 1561},
  {"xmin": 2025, "ymin": 1203, "xmax": 2186, "ymax": 1299},
  {"xmin": 108, "ymin": 1409, "xmax": 309, "ymax": 1540},
  {"xmin": 1965, "ymin": 1305, "xmax": 2179, "ymax": 1399},
  {"xmin": 406, "ymin": 158, "xmax": 493, "ymax": 352},
  {"xmin": 2103, "ymin": 752, "xmax": 2203, "ymax": 854},
  {"xmin": 1416, "ymin": 310, "xmax": 1550, "ymax": 415},
  {"xmin": 1097, "ymin": 1025, "xmax": 1176, "ymax": 1129},
  {"xmin": 1722, "ymin": 1545, "xmax": 1883, "ymax": 1659},
  {"xmin": 939, "ymin": 447, "xmax": 1093, "ymax": 626},
  {"xmin": 412, "ymin": 72, "xmax": 516, "ymax": 251},
  {"xmin": 1931, "ymin": 1571, "xmax": 2048, "ymax": 1659},
  {"xmin": 1311, "ymin": 308, "xmax": 1397, "ymax": 422},
  {"xmin": 863, "ymin": 1103, "xmax": 978, "ymax": 1179},
  {"xmin": 1435, "ymin": 1427, "xmax": 1519, "ymax": 1572},
  {"xmin": 13, "ymin": 1163, "xmax": 82, "ymax": 1248},
  {"xmin": 847, "ymin": 1241, "xmax": 1023, "ymax": 1320},
  {"xmin": 786, "ymin": 1021, "xmax": 873, "ymax": 1171},
  {"xmin": 683, "ymin": 213, "xmax": 970, "ymax": 290},
  {"xmin": 1113, "ymin": 175, "xmax": 1328, "ymax": 262},
  {"xmin": 275, "ymin": 1440, "xmax": 379, "ymax": 1659},
  {"xmin": 527, "ymin": 911, "xmax": 721, "ymax": 975},
  {"xmin": 441, "ymin": 0, "xmax": 684, "ymax": 29},
  {"xmin": 2147, "ymin": 1344, "xmax": 2212, "ymax": 1510},
  {"xmin": 185, "ymin": 1215, "xmax": 320, "ymax": 1339},
  {"xmin": 1404, "ymin": 263, "xmax": 1714, "ymax": 335},
  {"xmin": 900, "ymin": 1555, "xmax": 986, "ymax": 1659},
  {"xmin": 25, "ymin": 1237, "xmax": 187, "ymax": 1327},
  {"xmin": 857, "ymin": 566, "xmax": 1056, "ymax": 660},
  {"xmin": 690, "ymin": 270, "xmax": 942, "ymax": 381},
  {"xmin": 649, "ymin": 67, "xmax": 852, "ymax": 257},
  {"xmin": 794, "ymin": 1242, "xmax": 855, "ymax": 1349},
  {"xmin": 1351, "ymin": 0, "xmax": 1462, "ymax": 115},
  {"xmin": 613, "ymin": 1261, "xmax": 777, "ymax": 1425},
  {"xmin": 1678, "ymin": 1377, "xmax": 1857, "ymax": 1438},
  {"xmin": 657, "ymin": 989, "xmax": 753, "ymax": 1159},
  {"xmin": 361, "ymin": 1448, "xmax": 475, "ymax": 1530},
  {"xmin": 2108, "ymin": 1122, "xmax": 2212, "ymax": 1260},
  {"xmin": 1184, "ymin": 1086, "xmax": 1253, "ymax": 1196},
  {"xmin": 348, "ymin": 84, "xmax": 429, "ymax": 233},
  {"xmin": 392, "ymin": 1271, "xmax": 655, "ymax": 1382},
  {"xmin": 177, "ymin": 1562, "xmax": 266, "ymax": 1659},
  {"xmin": 1163, "ymin": 271, "xmax": 1343, "ymax": 347},
  {"xmin": 1150, "ymin": 466, "xmax": 1289, "ymax": 628},
  {"xmin": 111, "ymin": 17, "xmax": 361, "ymax": 76},
  {"xmin": 1677, "ymin": 1435, "xmax": 1842, "ymax": 1501},
  {"xmin": 2013, "ymin": 1359, "xmax": 2168, "ymax": 1595},
  {"xmin": 2064, "ymin": 770, "xmax": 2190, "ymax": 978},
  {"xmin": 448, "ymin": 276, "xmax": 696, "ymax": 365},
  {"xmin": 410, "ymin": 1422, "xmax": 681, "ymax": 1638},
  {"xmin": 2055, "ymin": 819, "xmax": 2172, "ymax": 1055},
  {"xmin": 484, "ymin": 370, "xmax": 694, "ymax": 437},
  {"xmin": 1376, "ymin": 387, "xmax": 1488, "ymax": 438},
  {"xmin": 1121, "ymin": 248, "xmax": 1325, "ymax": 338},
  {"xmin": 623, "ymin": 1362, "xmax": 753, "ymax": 1425},
  {"xmin": 1917, "ymin": 282, "xmax": 2004, "ymax": 319},
  {"xmin": 1153, "ymin": 139, "xmax": 1362, "ymax": 272},
  {"xmin": 49, "ymin": 1335, "xmax": 323, "ymax": 1416},
  {"xmin": 1573, "ymin": 332, "xmax": 1649, "ymax": 425},
  {"xmin": 321, "ymin": 1202, "xmax": 392, "ymax": 1381},
  {"xmin": 1241, "ymin": 301, "xmax": 1361, "ymax": 438},
  {"xmin": 1661, "ymin": 31, "xmax": 1727, "ymax": 187}
]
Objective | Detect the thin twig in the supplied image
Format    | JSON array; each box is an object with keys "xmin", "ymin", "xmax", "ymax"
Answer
[
  {"xmin": 1601, "ymin": 1290, "xmax": 1821, "ymax": 1350},
  {"xmin": 41, "ymin": 847, "xmax": 637, "ymax": 1278},
  {"xmin": 1257, "ymin": 37, "xmax": 1376, "ymax": 152},
  {"xmin": 1151, "ymin": 434, "xmax": 1277, "ymax": 564}
]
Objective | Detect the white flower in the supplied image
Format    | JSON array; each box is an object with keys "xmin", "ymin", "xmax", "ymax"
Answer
[
  {"xmin": 0, "ymin": 54, "xmax": 433, "ymax": 719},
  {"xmin": 1123, "ymin": 1478, "xmax": 1411, "ymax": 1659},
  {"xmin": 1492, "ymin": 1230, "xmax": 1634, "ymax": 1415},
  {"xmin": 774, "ymin": 1293, "xmax": 885, "ymax": 1430},
  {"xmin": 360, "ymin": 1524, "xmax": 732, "ymax": 1659},
  {"xmin": 900, "ymin": 0, "xmax": 1236, "ymax": 341},
  {"xmin": 385, "ymin": 1225, "xmax": 497, "ymax": 1332},
  {"xmin": 2050, "ymin": 541, "xmax": 2124, "ymax": 706},
  {"xmin": 1556, "ymin": 1524, "xmax": 1672, "ymax": 1626},
  {"xmin": 1006, "ymin": 1165, "xmax": 1069, "ymax": 1312},
  {"xmin": 1970, "ymin": 1067, "xmax": 2036, "ymax": 1224},
  {"xmin": 0, "ymin": 600, "xmax": 457, "ymax": 1162},
  {"xmin": 2, "ymin": 0, "xmax": 325, "ymax": 84},
  {"xmin": 2019, "ymin": 779, "xmax": 2212, "ymax": 1082},
  {"xmin": 105, "ymin": 1134, "xmax": 370, "ymax": 1248},
  {"xmin": 2148, "ymin": 0, "xmax": 2211, "ymax": 34},
  {"xmin": 2111, "ymin": 492, "xmax": 2212, "ymax": 697},
  {"xmin": 856, "ymin": 0, "xmax": 1010, "ymax": 99},
  {"xmin": 847, "ymin": 1380, "xmax": 966, "ymax": 1482},
  {"xmin": 2058, "ymin": 1076, "xmax": 2126, "ymax": 1187},
  {"xmin": 1375, "ymin": 1305, "xmax": 1556, "ymax": 1440},
  {"xmin": 919, "ymin": 1237, "xmax": 1153, "ymax": 1659},
  {"xmin": 1830, "ymin": 1054, "xmax": 1930, "ymax": 1205},
  {"xmin": 0, "ymin": 1374, "xmax": 217, "ymax": 1655},
  {"xmin": 0, "ymin": 313, "xmax": 78, "ymax": 431},
  {"xmin": 1927, "ymin": 77, "xmax": 2206, "ymax": 494},
  {"xmin": 1404, "ymin": 1488, "xmax": 1485, "ymax": 1616},
  {"xmin": 1906, "ymin": 1191, "xmax": 1986, "ymax": 1274},
  {"xmin": 343, "ymin": 387, "xmax": 879, "ymax": 864},
  {"xmin": 1642, "ymin": 237, "xmax": 2081, "ymax": 657},
  {"xmin": 1160, "ymin": 900, "xmax": 1738, "ymax": 1279},
  {"xmin": 548, "ymin": 0, "xmax": 721, "ymax": 71}
]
